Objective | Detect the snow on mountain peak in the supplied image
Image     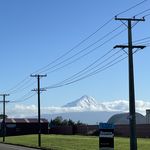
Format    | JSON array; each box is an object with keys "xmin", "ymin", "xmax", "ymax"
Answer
[{"xmin": 63, "ymin": 95, "xmax": 98, "ymax": 108}]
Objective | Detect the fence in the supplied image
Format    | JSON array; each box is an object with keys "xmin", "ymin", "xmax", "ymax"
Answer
[{"xmin": 49, "ymin": 124, "xmax": 150, "ymax": 138}]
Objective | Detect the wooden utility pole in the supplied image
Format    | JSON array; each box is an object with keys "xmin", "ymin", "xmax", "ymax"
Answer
[
  {"xmin": 0, "ymin": 94, "xmax": 10, "ymax": 142},
  {"xmin": 31, "ymin": 74, "xmax": 46, "ymax": 147},
  {"xmin": 114, "ymin": 17, "xmax": 145, "ymax": 150}
]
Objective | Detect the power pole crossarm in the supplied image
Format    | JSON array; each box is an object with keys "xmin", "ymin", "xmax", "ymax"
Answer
[
  {"xmin": 30, "ymin": 74, "xmax": 47, "ymax": 78},
  {"xmin": 32, "ymin": 88, "xmax": 46, "ymax": 92},
  {"xmin": 114, "ymin": 45, "xmax": 146, "ymax": 49},
  {"xmin": 115, "ymin": 17, "xmax": 145, "ymax": 21}
]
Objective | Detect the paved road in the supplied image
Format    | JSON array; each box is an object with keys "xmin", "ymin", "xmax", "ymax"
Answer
[{"xmin": 0, "ymin": 143, "xmax": 40, "ymax": 150}]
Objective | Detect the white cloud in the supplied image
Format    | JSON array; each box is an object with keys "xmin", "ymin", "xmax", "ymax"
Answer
[
  {"xmin": 101, "ymin": 100, "xmax": 129, "ymax": 111},
  {"xmin": 101, "ymin": 100, "xmax": 150, "ymax": 114},
  {"xmin": 8, "ymin": 104, "xmax": 38, "ymax": 118},
  {"xmin": 7, "ymin": 99, "xmax": 150, "ymax": 118},
  {"xmin": 135, "ymin": 100, "xmax": 150, "ymax": 114}
]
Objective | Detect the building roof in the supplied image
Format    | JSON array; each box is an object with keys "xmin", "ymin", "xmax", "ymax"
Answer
[
  {"xmin": 107, "ymin": 112, "xmax": 146, "ymax": 125},
  {"xmin": 0, "ymin": 118, "xmax": 48, "ymax": 123}
]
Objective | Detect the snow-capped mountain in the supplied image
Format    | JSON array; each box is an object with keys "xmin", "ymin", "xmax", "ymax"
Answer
[
  {"xmin": 63, "ymin": 95, "xmax": 98, "ymax": 108},
  {"xmin": 42, "ymin": 96, "xmax": 121, "ymax": 124}
]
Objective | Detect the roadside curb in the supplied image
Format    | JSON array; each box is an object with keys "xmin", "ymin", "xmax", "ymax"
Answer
[{"xmin": 0, "ymin": 142, "xmax": 54, "ymax": 150}]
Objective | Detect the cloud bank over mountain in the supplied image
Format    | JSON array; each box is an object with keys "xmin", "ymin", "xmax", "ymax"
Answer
[{"xmin": 7, "ymin": 95, "xmax": 150, "ymax": 118}]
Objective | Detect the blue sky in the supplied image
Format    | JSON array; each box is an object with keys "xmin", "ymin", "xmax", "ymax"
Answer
[{"xmin": 0, "ymin": 0, "xmax": 150, "ymax": 116}]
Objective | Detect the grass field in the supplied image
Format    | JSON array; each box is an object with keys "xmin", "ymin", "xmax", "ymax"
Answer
[{"xmin": 0, "ymin": 134, "xmax": 150, "ymax": 150}]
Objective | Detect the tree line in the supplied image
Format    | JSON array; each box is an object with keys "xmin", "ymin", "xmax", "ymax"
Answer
[{"xmin": 49, "ymin": 116, "xmax": 85, "ymax": 127}]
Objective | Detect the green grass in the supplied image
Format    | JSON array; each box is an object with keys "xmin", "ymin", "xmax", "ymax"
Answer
[{"xmin": 0, "ymin": 134, "xmax": 150, "ymax": 150}]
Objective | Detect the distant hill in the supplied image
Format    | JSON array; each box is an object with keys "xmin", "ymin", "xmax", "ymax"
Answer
[{"xmin": 42, "ymin": 111, "xmax": 120, "ymax": 125}]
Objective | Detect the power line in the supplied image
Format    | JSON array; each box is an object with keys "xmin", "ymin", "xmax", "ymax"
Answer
[
  {"xmin": 122, "ymin": 37, "xmax": 150, "ymax": 47},
  {"xmin": 87, "ymin": 49, "xmax": 143, "ymax": 78},
  {"xmin": 133, "ymin": 37, "xmax": 150, "ymax": 44},
  {"xmin": 79, "ymin": 55, "xmax": 127, "ymax": 81},
  {"xmin": 47, "ymin": 55, "xmax": 127, "ymax": 89},
  {"xmin": 116, "ymin": 0, "xmax": 148, "ymax": 16},
  {"xmin": 134, "ymin": 40, "xmax": 150, "ymax": 45},
  {"xmin": 46, "ymin": 28, "xmax": 127, "ymax": 75},
  {"xmin": 36, "ymin": 17, "xmax": 148, "ymax": 75},
  {"xmin": 38, "ymin": 24, "xmax": 124, "ymax": 74},
  {"xmin": 51, "ymin": 47, "xmax": 149, "ymax": 89},
  {"xmin": 44, "ymin": 49, "xmax": 144, "ymax": 90},
  {"xmin": 144, "ymin": 13, "xmax": 150, "ymax": 17},
  {"xmin": 10, "ymin": 92, "xmax": 36, "ymax": 103},
  {"xmin": 133, "ymin": 8, "xmax": 150, "ymax": 17},
  {"xmin": 32, "ymin": 19, "xmax": 114, "ymax": 75},
  {"xmin": 52, "ymin": 48, "xmax": 116, "ymax": 85},
  {"xmin": 145, "ymin": 44, "xmax": 150, "ymax": 47},
  {"xmin": 51, "ymin": 49, "xmax": 123, "ymax": 86},
  {"xmin": 45, "ymin": 53, "xmax": 126, "ymax": 89},
  {"xmin": 5, "ymin": 77, "xmax": 31, "ymax": 93},
  {"xmin": 9, "ymin": 81, "xmax": 36, "ymax": 94},
  {"xmin": 10, "ymin": 91, "xmax": 34, "ymax": 103}
]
